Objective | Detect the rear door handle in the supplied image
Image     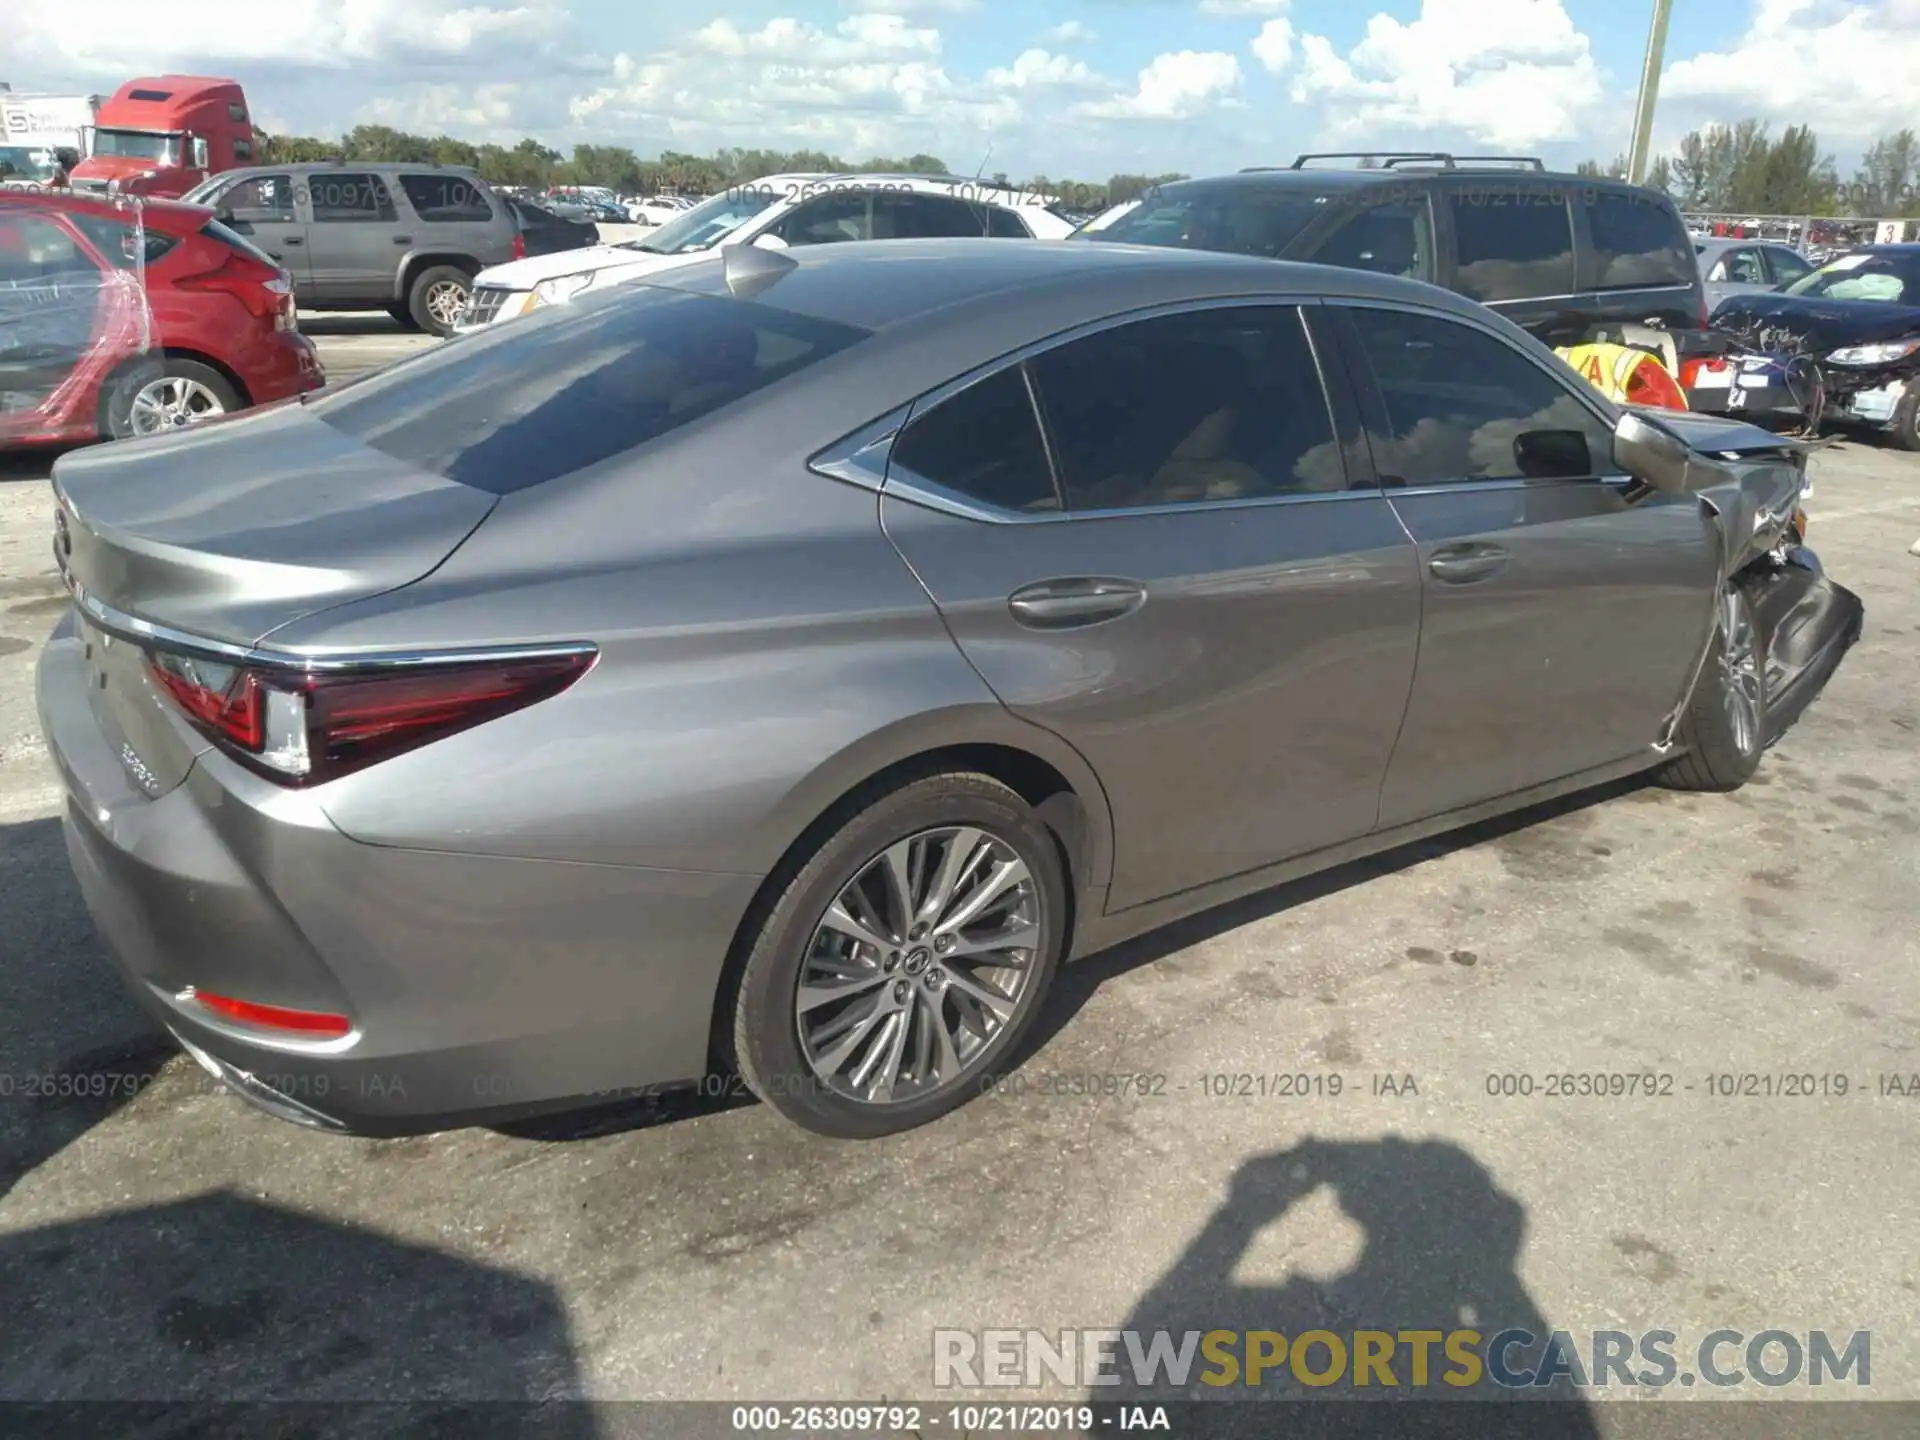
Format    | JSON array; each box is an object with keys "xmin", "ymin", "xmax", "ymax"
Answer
[
  {"xmin": 1428, "ymin": 543, "xmax": 1510, "ymax": 584},
  {"xmin": 393, "ymin": 235, "xmax": 414, "ymax": 245},
  {"xmin": 1008, "ymin": 577, "xmax": 1147, "ymax": 630}
]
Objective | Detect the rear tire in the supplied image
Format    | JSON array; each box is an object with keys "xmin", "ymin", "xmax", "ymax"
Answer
[
  {"xmin": 1888, "ymin": 380, "xmax": 1920, "ymax": 453},
  {"xmin": 730, "ymin": 772, "xmax": 1067, "ymax": 1139},
  {"xmin": 101, "ymin": 358, "xmax": 241, "ymax": 440},
  {"xmin": 1660, "ymin": 582, "xmax": 1767, "ymax": 791},
  {"xmin": 406, "ymin": 265, "xmax": 472, "ymax": 337}
]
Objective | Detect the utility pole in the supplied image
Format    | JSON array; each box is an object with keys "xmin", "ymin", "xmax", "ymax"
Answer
[{"xmin": 1626, "ymin": 0, "xmax": 1674, "ymax": 184}]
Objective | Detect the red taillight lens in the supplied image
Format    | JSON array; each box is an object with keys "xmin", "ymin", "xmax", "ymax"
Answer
[
  {"xmin": 189, "ymin": 989, "xmax": 352, "ymax": 1038},
  {"xmin": 511, "ymin": 231, "xmax": 527, "ymax": 260},
  {"xmin": 176, "ymin": 258, "xmax": 281, "ymax": 321},
  {"xmin": 145, "ymin": 647, "xmax": 595, "ymax": 786}
]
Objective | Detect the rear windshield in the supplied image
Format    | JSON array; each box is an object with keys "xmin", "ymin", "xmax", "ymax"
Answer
[
  {"xmin": 305, "ymin": 286, "xmax": 869, "ymax": 493},
  {"xmin": 1075, "ymin": 185, "xmax": 1335, "ymax": 259}
]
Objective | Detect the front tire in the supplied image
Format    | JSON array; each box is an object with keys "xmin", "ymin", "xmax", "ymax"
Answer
[
  {"xmin": 1888, "ymin": 380, "xmax": 1920, "ymax": 453},
  {"xmin": 1660, "ymin": 582, "xmax": 1767, "ymax": 791},
  {"xmin": 731, "ymin": 772, "xmax": 1067, "ymax": 1139}
]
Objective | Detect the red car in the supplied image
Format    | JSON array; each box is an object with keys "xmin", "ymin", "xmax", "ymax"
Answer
[{"xmin": 0, "ymin": 190, "xmax": 321, "ymax": 447}]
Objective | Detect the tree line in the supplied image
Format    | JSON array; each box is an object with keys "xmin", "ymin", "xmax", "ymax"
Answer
[
  {"xmin": 1575, "ymin": 123, "xmax": 1920, "ymax": 217},
  {"xmin": 255, "ymin": 126, "xmax": 1185, "ymax": 209}
]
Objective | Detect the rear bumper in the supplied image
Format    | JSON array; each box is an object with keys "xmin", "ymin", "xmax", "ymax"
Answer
[{"xmin": 36, "ymin": 625, "xmax": 759, "ymax": 1135}]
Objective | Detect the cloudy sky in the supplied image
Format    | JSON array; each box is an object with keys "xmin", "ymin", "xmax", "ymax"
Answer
[{"xmin": 10, "ymin": 0, "xmax": 1920, "ymax": 176}]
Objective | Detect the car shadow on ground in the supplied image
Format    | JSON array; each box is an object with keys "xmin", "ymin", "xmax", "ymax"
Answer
[
  {"xmin": 296, "ymin": 312, "xmax": 419, "ymax": 337},
  {"xmin": 1103, "ymin": 1137, "xmax": 1599, "ymax": 1437}
]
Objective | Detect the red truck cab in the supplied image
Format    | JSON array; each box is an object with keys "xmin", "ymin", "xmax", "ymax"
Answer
[{"xmin": 70, "ymin": 76, "xmax": 254, "ymax": 200}]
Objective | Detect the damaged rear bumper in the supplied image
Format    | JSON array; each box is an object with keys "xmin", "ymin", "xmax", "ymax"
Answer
[{"xmin": 1736, "ymin": 546, "xmax": 1865, "ymax": 747}]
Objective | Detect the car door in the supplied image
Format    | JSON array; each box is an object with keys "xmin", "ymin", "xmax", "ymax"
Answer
[
  {"xmin": 203, "ymin": 172, "xmax": 312, "ymax": 297},
  {"xmin": 1329, "ymin": 302, "xmax": 1720, "ymax": 827},
  {"xmin": 876, "ymin": 301, "xmax": 1422, "ymax": 911},
  {"xmin": 1441, "ymin": 181, "xmax": 1582, "ymax": 345},
  {"xmin": 303, "ymin": 170, "xmax": 402, "ymax": 304},
  {"xmin": 0, "ymin": 209, "xmax": 110, "ymax": 424}
]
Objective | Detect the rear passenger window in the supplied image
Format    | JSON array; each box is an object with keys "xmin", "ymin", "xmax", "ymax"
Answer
[
  {"xmin": 890, "ymin": 367, "xmax": 1059, "ymax": 513},
  {"xmin": 1449, "ymin": 188, "xmax": 1575, "ymax": 302},
  {"xmin": 308, "ymin": 172, "xmax": 397, "ymax": 223},
  {"xmin": 1584, "ymin": 190, "xmax": 1692, "ymax": 289},
  {"xmin": 306, "ymin": 287, "xmax": 868, "ymax": 494},
  {"xmin": 1346, "ymin": 307, "xmax": 1614, "ymax": 484},
  {"xmin": 1030, "ymin": 306, "xmax": 1344, "ymax": 510},
  {"xmin": 400, "ymin": 174, "xmax": 494, "ymax": 222},
  {"xmin": 987, "ymin": 207, "xmax": 1030, "ymax": 238}
]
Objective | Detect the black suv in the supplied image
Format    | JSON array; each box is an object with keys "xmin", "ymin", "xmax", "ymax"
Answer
[
  {"xmin": 1078, "ymin": 153, "xmax": 1713, "ymax": 387},
  {"xmin": 182, "ymin": 162, "xmax": 524, "ymax": 336}
]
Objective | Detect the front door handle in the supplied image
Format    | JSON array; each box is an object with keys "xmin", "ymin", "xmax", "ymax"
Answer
[
  {"xmin": 1428, "ymin": 543, "xmax": 1510, "ymax": 584},
  {"xmin": 280, "ymin": 236, "xmax": 303, "ymax": 246},
  {"xmin": 1008, "ymin": 577, "xmax": 1147, "ymax": 630}
]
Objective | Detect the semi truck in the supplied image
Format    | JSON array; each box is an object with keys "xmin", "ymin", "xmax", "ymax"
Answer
[
  {"xmin": 0, "ymin": 91, "xmax": 102, "ymax": 186},
  {"xmin": 68, "ymin": 76, "xmax": 255, "ymax": 199}
]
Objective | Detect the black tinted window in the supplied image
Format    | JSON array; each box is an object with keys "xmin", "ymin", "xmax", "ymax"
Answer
[
  {"xmin": 308, "ymin": 287, "xmax": 868, "ymax": 494},
  {"xmin": 877, "ymin": 194, "xmax": 986, "ymax": 239},
  {"xmin": 1346, "ymin": 308, "xmax": 1613, "ymax": 484},
  {"xmin": 1306, "ymin": 199, "xmax": 1433, "ymax": 280},
  {"xmin": 67, "ymin": 213, "xmax": 180, "ymax": 269},
  {"xmin": 1030, "ymin": 306, "xmax": 1343, "ymax": 509},
  {"xmin": 307, "ymin": 172, "xmax": 397, "ymax": 223},
  {"xmin": 1086, "ymin": 186, "xmax": 1330, "ymax": 259},
  {"xmin": 1585, "ymin": 190, "xmax": 1691, "ymax": 288},
  {"xmin": 1450, "ymin": 188, "xmax": 1575, "ymax": 301},
  {"xmin": 220, "ymin": 174, "xmax": 294, "ymax": 223},
  {"xmin": 400, "ymin": 173, "xmax": 493, "ymax": 222},
  {"xmin": 780, "ymin": 194, "xmax": 871, "ymax": 246},
  {"xmin": 891, "ymin": 367, "xmax": 1058, "ymax": 513},
  {"xmin": 987, "ymin": 207, "xmax": 1029, "ymax": 238}
]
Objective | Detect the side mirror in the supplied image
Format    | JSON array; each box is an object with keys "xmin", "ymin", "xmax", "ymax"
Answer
[
  {"xmin": 1612, "ymin": 410, "xmax": 1692, "ymax": 493},
  {"xmin": 1512, "ymin": 428, "xmax": 1593, "ymax": 479},
  {"xmin": 190, "ymin": 136, "xmax": 209, "ymax": 171},
  {"xmin": 752, "ymin": 232, "xmax": 789, "ymax": 250}
]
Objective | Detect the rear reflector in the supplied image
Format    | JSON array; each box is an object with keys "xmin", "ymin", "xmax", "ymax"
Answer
[
  {"xmin": 145, "ymin": 646, "xmax": 595, "ymax": 786},
  {"xmin": 189, "ymin": 989, "xmax": 352, "ymax": 1038}
]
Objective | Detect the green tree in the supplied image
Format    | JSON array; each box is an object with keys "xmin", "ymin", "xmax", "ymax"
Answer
[{"xmin": 1853, "ymin": 129, "xmax": 1920, "ymax": 216}]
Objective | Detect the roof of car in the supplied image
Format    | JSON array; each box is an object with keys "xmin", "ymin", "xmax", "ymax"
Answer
[
  {"xmin": 1162, "ymin": 166, "xmax": 1670, "ymax": 197},
  {"xmin": 218, "ymin": 161, "xmax": 487, "ymax": 179},
  {"xmin": 649, "ymin": 234, "xmax": 1490, "ymax": 333}
]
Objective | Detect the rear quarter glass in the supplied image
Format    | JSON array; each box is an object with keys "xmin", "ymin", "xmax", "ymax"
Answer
[{"xmin": 304, "ymin": 285, "xmax": 870, "ymax": 494}]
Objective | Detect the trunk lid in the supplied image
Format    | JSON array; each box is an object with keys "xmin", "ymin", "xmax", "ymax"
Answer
[{"xmin": 51, "ymin": 401, "xmax": 495, "ymax": 798}]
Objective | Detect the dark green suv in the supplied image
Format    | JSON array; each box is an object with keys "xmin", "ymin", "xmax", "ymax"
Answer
[{"xmin": 1076, "ymin": 153, "xmax": 1713, "ymax": 383}]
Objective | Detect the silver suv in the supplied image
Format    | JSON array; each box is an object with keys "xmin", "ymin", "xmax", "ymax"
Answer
[{"xmin": 182, "ymin": 162, "xmax": 522, "ymax": 335}]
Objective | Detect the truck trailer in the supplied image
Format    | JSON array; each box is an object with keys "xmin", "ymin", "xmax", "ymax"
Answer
[{"xmin": 0, "ymin": 91, "xmax": 102, "ymax": 186}]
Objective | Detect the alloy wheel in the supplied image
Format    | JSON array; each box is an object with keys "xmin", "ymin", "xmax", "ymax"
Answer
[
  {"xmin": 1719, "ymin": 585, "xmax": 1762, "ymax": 756},
  {"xmin": 128, "ymin": 376, "xmax": 226, "ymax": 435},
  {"xmin": 425, "ymin": 279, "xmax": 469, "ymax": 328},
  {"xmin": 796, "ymin": 826, "xmax": 1043, "ymax": 1104}
]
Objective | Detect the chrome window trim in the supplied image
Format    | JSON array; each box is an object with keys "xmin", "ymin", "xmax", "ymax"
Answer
[
  {"xmin": 67, "ymin": 579, "xmax": 598, "ymax": 674},
  {"xmin": 836, "ymin": 293, "xmax": 1374, "ymax": 527}
]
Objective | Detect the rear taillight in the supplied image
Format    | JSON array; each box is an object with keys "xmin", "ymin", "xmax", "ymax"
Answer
[
  {"xmin": 511, "ymin": 231, "xmax": 527, "ymax": 261},
  {"xmin": 188, "ymin": 989, "xmax": 352, "ymax": 1039},
  {"xmin": 176, "ymin": 257, "xmax": 283, "ymax": 322},
  {"xmin": 144, "ymin": 647, "xmax": 596, "ymax": 786}
]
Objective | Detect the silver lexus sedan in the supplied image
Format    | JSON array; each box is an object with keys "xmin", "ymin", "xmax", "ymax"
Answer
[{"xmin": 37, "ymin": 238, "xmax": 1862, "ymax": 1139}]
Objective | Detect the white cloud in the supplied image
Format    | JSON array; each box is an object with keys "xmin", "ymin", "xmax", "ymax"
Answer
[
  {"xmin": 843, "ymin": 0, "xmax": 978, "ymax": 11},
  {"xmin": 1290, "ymin": 0, "xmax": 1604, "ymax": 149},
  {"xmin": 1040, "ymin": 20, "xmax": 1097, "ymax": 44},
  {"xmin": 9, "ymin": 0, "xmax": 564, "ymax": 72},
  {"xmin": 1251, "ymin": 18, "xmax": 1294, "ymax": 73},
  {"xmin": 1076, "ymin": 50, "xmax": 1243, "ymax": 119},
  {"xmin": 986, "ymin": 49, "xmax": 1104, "ymax": 90},
  {"xmin": 1661, "ymin": 0, "xmax": 1920, "ymax": 143},
  {"xmin": 355, "ymin": 83, "xmax": 522, "ymax": 136},
  {"xmin": 1198, "ymin": 0, "xmax": 1288, "ymax": 14},
  {"xmin": 691, "ymin": 15, "xmax": 942, "ymax": 63}
]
